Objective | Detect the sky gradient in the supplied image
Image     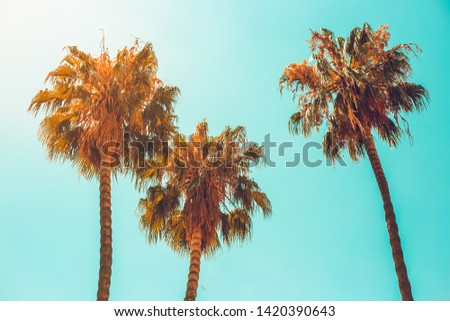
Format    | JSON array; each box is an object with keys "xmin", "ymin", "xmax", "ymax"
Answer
[{"xmin": 0, "ymin": 0, "xmax": 449, "ymax": 300}]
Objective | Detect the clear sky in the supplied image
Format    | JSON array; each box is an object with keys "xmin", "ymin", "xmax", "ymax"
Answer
[{"xmin": 0, "ymin": 0, "xmax": 449, "ymax": 300}]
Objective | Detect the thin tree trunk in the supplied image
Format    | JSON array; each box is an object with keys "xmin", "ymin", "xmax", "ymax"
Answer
[
  {"xmin": 97, "ymin": 166, "xmax": 113, "ymax": 301},
  {"xmin": 184, "ymin": 227, "xmax": 202, "ymax": 301},
  {"xmin": 363, "ymin": 132, "xmax": 413, "ymax": 301}
]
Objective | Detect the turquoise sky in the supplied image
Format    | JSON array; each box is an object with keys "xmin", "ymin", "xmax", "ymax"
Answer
[{"xmin": 0, "ymin": 0, "xmax": 449, "ymax": 300}]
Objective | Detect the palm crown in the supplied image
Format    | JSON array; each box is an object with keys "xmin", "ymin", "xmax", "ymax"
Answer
[
  {"xmin": 29, "ymin": 41, "xmax": 178, "ymax": 176},
  {"xmin": 280, "ymin": 23, "xmax": 429, "ymax": 161},
  {"xmin": 139, "ymin": 120, "xmax": 271, "ymax": 254}
]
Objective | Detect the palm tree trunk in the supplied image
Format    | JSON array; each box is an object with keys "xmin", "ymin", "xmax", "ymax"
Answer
[
  {"xmin": 97, "ymin": 166, "xmax": 113, "ymax": 301},
  {"xmin": 184, "ymin": 227, "xmax": 202, "ymax": 301},
  {"xmin": 363, "ymin": 132, "xmax": 413, "ymax": 301}
]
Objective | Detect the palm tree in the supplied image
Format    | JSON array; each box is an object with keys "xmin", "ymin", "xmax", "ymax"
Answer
[
  {"xmin": 280, "ymin": 23, "xmax": 429, "ymax": 300},
  {"xmin": 138, "ymin": 120, "xmax": 272, "ymax": 301},
  {"xmin": 29, "ymin": 41, "xmax": 179, "ymax": 300}
]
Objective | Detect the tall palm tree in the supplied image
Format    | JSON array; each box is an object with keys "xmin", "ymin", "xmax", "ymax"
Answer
[
  {"xmin": 280, "ymin": 23, "xmax": 429, "ymax": 300},
  {"xmin": 29, "ymin": 41, "xmax": 179, "ymax": 300},
  {"xmin": 138, "ymin": 120, "xmax": 272, "ymax": 301}
]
